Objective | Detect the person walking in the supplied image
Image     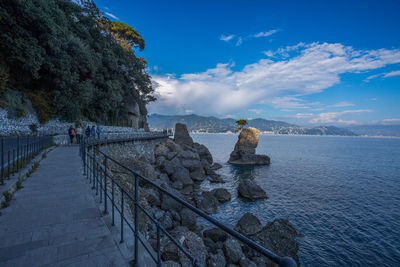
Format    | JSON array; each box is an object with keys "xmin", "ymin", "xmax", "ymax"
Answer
[
  {"xmin": 85, "ymin": 125, "xmax": 91, "ymax": 138},
  {"xmin": 68, "ymin": 125, "xmax": 75, "ymax": 145},
  {"xmin": 76, "ymin": 125, "xmax": 82, "ymax": 144},
  {"xmin": 90, "ymin": 125, "xmax": 96, "ymax": 138},
  {"xmin": 96, "ymin": 125, "xmax": 102, "ymax": 139}
]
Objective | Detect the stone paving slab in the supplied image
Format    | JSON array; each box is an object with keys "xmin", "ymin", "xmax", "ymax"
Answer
[{"xmin": 0, "ymin": 146, "xmax": 129, "ymax": 267}]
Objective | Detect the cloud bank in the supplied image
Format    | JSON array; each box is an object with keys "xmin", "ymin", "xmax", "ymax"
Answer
[{"xmin": 149, "ymin": 42, "xmax": 400, "ymax": 116}]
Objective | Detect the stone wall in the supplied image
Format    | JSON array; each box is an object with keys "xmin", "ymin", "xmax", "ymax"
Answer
[{"xmin": 0, "ymin": 108, "xmax": 144, "ymax": 136}]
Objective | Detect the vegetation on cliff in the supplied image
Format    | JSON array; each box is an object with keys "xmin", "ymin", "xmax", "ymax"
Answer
[{"xmin": 0, "ymin": 0, "xmax": 154, "ymax": 123}]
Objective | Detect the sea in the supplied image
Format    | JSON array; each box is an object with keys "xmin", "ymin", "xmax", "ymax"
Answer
[{"xmin": 191, "ymin": 133, "xmax": 400, "ymax": 266}]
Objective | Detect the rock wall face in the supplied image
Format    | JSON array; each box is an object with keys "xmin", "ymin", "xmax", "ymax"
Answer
[{"xmin": 229, "ymin": 127, "xmax": 270, "ymax": 165}]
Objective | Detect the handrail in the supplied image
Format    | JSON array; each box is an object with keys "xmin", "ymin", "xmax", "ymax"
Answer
[
  {"xmin": 79, "ymin": 134, "xmax": 297, "ymax": 267},
  {"xmin": 0, "ymin": 136, "xmax": 53, "ymax": 185}
]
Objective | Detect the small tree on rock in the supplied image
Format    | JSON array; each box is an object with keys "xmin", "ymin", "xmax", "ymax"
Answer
[{"xmin": 236, "ymin": 119, "xmax": 247, "ymax": 131}]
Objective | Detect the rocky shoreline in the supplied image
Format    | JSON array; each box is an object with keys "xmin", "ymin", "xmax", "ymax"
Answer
[{"xmin": 105, "ymin": 123, "xmax": 301, "ymax": 266}]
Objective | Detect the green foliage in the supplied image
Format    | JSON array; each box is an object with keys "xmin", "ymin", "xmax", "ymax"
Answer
[
  {"xmin": 16, "ymin": 180, "xmax": 23, "ymax": 190},
  {"xmin": 29, "ymin": 124, "xmax": 38, "ymax": 133},
  {"xmin": 236, "ymin": 119, "xmax": 248, "ymax": 131},
  {"xmin": 1, "ymin": 191, "xmax": 12, "ymax": 208},
  {"xmin": 0, "ymin": 0, "xmax": 155, "ymax": 122}
]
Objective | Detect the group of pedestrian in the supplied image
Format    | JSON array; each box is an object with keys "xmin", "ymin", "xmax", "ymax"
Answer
[{"xmin": 68, "ymin": 125, "xmax": 102, "ymax": 144}]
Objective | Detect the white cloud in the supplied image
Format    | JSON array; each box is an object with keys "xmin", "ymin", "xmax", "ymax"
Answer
[
  {"xmin": 382, "ymin": 118, "xmax": 400, "ymax": 125},
  {"xmin": 220, "ymin": 34, "xmax": 235, "ymax": 42},
  {"xmin": 185, "ymin": 109, "xmax": 194, "ymax": 114},
  {"xmin": 384, "ymin": 70, "xmax": 400, "ymax": 78},
  {"xmin": 236, "ymin": 37, "xmax": 243, "ymax": 46},
  {"xmin": 149, "ymin": 42, "xmax": 400, "ymax": 116},
  {"xmin": 296, "ymin": 113, "xmax": 314, "ymax": 118},
  {"xmin": 337, "ymin": 119, "xmax": 358, "ymax": 125},
  {"xmin": 105, "ymin": 12, "xmax": 119, "ymax": 20},
  {"xmin": 248, "ymin": 109, "xmax": 263, "ymax": 114},
  {"xmin": 255, "ymin": 29, "xmax": 279, "ymax": 38},
  {"xmin": 309, "ymin": 110, "xmax": 372, "ymax": 124},
  {"xmin": 330, "ymin": 101, "xmax": 355, "ymax": 107}
]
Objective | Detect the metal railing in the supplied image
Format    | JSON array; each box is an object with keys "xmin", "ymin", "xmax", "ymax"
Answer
[
  {"xmin": 79, "ymin": 135, "xmax": 297, "ymax": 267},
  {"xmin": 0, "ymin": 136, "xmax": 53, "ymax": 185}
]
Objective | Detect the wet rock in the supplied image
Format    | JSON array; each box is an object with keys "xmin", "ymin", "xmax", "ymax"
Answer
[
  {"xmin": 237, "ymin": 179, "xmax": 268, "ymax": 201},
  {"xmin": 174, "ymin": 123, "xmax": 194, "ymax": 147},
  {"xmin": 195, "ymin": 191, "xmax": 219, "ymax": 214},
  {"xmin": 223, "ymin": 238, "xmax": 244, "ymax": 264},
  {"xmin": 211, "ymin": 188, "xmax": 231, "ymax": 203},
  {"xmin": 203, "ymin": 228, "xmax": 228, "ymax": 243},
  {"xmin": 210, "ymin": 163, "xmax": 223, "ymax": 170},
  {"xmin": 209, "ymin": 172, "xmax": 225, "ymax": 183},
  {"xmin": 228, "ymin": 127, "xmax": 270, "ymax": 165},
  {"xmin": 253, "ymin": 219, "xmax": 301, "ymax": 266},
  {"xmin": 178, "ymin": 231, "xmax": 207, "ymax": 267},
  {"xmin": 234, "ymin": 212, "xmax": 263, "ymax": 236},
  {"xmin": 207, "ymin": 249, "xmax": 226, "ymax": 267}
]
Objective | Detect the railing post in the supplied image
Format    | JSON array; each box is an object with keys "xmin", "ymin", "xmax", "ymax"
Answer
[
  {"xmin": 83, "ymin": 138, "xmax": 86, "ymax": 176},
  {"xmin": 99, "ymin": 163, "xmax": 102, "ymax": 202},
  {"xmin": 1, "ymin": 138, "xmax": 4, "ymax": 184},
  {"xmin": 103, "ymin": 155, "xmax": 108, "ymax": 214},
  {"xmin": 7, "ymin": 150, "xmax": 10, "ymax": 179},
  {"xmin": 120, "ymin": 190, "xmax": 124, "ymax": 243},
  {"xmin": 134, "ymin": 174, "xmax": 139, "ymax": 266},
  {"xmin": 156, "ymin": 224, "xmax": 161, "ymax": 267},
  {"xmin": 111, "ymin": 179, "xmax": 115, "ymax": 226},
  {"xmin": 12, "ymin": 149, "xmax": 15, "ymax": 176},
  {"xmin": 92, "ymin": 145, "xmax": 95, "ymax": 189},
  {"xmin": 17, "ymin": 136, "xmax": 20, "ymax": 172}
]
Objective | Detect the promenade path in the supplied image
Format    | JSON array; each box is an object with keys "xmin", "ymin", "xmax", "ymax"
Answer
[{"xmin": 0, "ymin": 146, "xmax": 129, "ymax": 266}]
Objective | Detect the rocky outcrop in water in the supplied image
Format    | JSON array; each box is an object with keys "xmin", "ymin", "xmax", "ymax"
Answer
[
  {"xmin": 228, "ymin": 127, "xmax": 270, "ymax": 165},
  {"xmin": 238, "ymin": 179, "xmax": 268, "ymax": 201}
]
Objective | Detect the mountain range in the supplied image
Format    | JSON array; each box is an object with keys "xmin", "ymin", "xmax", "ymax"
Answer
[{"xmin": 148, "ymin": 114, "xmax": 358, "ymax": 136}]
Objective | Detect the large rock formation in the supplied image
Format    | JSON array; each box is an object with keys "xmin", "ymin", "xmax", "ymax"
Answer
[{"xmin": 228, "ymin": 127, "xmax": 270, "ymax": 165}]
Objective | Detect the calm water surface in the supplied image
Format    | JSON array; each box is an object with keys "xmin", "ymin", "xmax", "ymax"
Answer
[{"xmin": 191, "ymin": 134, "xmax": 400, "ymax": 266}]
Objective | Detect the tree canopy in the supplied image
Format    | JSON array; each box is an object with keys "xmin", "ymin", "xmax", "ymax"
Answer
[{"xmin": 0, "ymin": 0, "xmax": 154, "ymax": 123}]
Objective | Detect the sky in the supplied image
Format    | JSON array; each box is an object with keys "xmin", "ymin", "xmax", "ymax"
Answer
[{"xmin": 93, "ymin": 0, "xmax": 400, "ymax": 126}]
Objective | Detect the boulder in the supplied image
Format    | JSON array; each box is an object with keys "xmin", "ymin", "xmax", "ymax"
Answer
[
  {"xmin": 228, "ymin": 127, "xmax": 270, "ymax": 165},
  {"xmin": 178, "ymin": 150, "xmax": 200, "ymax": 160},
  {"xmin": 211, "ymin": 188, "xmax": 231, "ymax": 203},
  {"xmin": 239, "ymin": 257, "xmax": 257, "ymax": 267},
  {"xmin": 178, "ymin": 231, "xmax": 207, "ymax": 267},
  {"xmin": 253, "ymin": 219, "xmax": 301, "ymax": 266},
  {"xmin": 155, "ymin": 143, "xmax": 169, "ymax": 158},
  {"xmin": 207, "ymin": 249, "xmax": 226, "ymax": 267},
  {"xmin": 209, "ymin": 172, "xmax": 225, "ymax": 183},
  {"xmin": 161, "ymin": 187, "xmax": 183, "ymax": 211},
  {"xmin": 237, "ymin": 179, "xmax": 268, "ymax": 201},
  {"xmin": 195, "ymin": 191, "xmax": 219, "ymax": 214},
  {"xmin": 120, "ymin": 159, "xmax": 157, "ymax": 181},
  {"xmin": 203, "ymin": 228, "xmax": 228, "ymax": 243},
  {"xmin": 181, "ymin": 159, "xmax": 202, "ymax": 171},
  {"xmin": 171, "ymin": 167, "xmax": 193, "ymax": 186},
  {"xmin": 194, "ymin": 142, "xmax": 213, "ymax": 164},
  {"xmin": 161, "ymin": 212, "xmax": 174, "ymax": 230},
  {"xmin": 172, "ymin": 180, "xmax": 183, "ymax": 190},
  {"xmin": 143, "ymin": 188, "xmax": 160, "ymax": 207},
  {"xmin": 165, "ymin": 139, "xmax": 184, "ymax": 153},
  {"xmin": 210, "ymin": 163, "xmax": 223, "ymax": 170},
  {"xmin": 163, "ymin": 261, "xmax": 181, "ymax": 267},
  {"xmin": 234, "ymin": 212, "xmax": 263, "ymax": 236},
  {"xmin": 162, "ymin": 242, "xmax": 180, "ymax": 262},
  {"xmin": 190, "ymin": 167, "xmax": 206, "ymax": 182},
  {"xmin": 174, "ymin": 123, "xmax": 194, "ymax": 147},
  {"xmin": 167, "ymin": 151, "xmax": 178, "ymax": 160},
  {"xmin": 180, "ymin": 208, "xmax": 198, "ymax": 230},
  {"xmin": 223, "ymin": 238, "xmax": 244, "ymax": 264}
]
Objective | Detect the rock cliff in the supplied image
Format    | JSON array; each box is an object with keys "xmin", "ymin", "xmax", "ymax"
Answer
[{"xmin": 228, "ymin": 127, "xmax": 270, "ymax": 165}]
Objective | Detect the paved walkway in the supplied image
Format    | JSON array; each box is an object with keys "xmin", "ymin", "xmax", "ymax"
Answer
[{"xmin": 0, "ymin": 146, "xmax": 129, "ymax": 266}]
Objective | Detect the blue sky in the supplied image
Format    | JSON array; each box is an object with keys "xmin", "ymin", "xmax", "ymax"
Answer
[{"xmin": 94, "ymin": 0, "xmax": 400, "ymax": 126}]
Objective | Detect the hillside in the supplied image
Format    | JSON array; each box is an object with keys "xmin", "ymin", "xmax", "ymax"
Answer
[
  {"xmin": 148, "ymin": 114, "xmax": 357, "ymax": 136},
  {"xmin": 345, "ymin": 125, "xmax": 400, "ymax": 137},
  {"xmin": 0, "ymin": 0, "xmax": 154, "ymax": 129}
]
